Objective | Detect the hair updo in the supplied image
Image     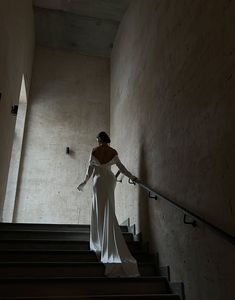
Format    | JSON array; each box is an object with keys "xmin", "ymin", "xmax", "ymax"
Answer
[{"xmin": 96, "ymin": 131, "xmax": 111, "ymax": 144}]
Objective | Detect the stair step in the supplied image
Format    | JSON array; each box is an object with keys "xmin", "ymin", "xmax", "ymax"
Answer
[
  {"xmin": 0, "ymin": 277, "xmax": 170, "ymax": 297},
  {"xmin": 0, "ymin": 230, "xmax": 133, "ymax": 241},
  {"xmin": 0, "ymin": 250, "xmax": 155, "ymax": 263},
  {"xmin": 0, "ymin": 224, "xmax": 178, "ymax": 299},
  {"xmin": 0, "ymin": 295, "xmax": 181, "ymax": 300},
  {"xmin": 0, "ymin": 240, "xmax": 144, "ymax": 252},
  {"xmin": 0, "ymin": 262, "xmax": 157, "ymax": 277},
  {"xmin": 0, "ymin": 250, "xmax": 98, "ymax": 262},
  {"xmin": 0, "ymin": 223, "xmax": 129, "ymax": 232}
]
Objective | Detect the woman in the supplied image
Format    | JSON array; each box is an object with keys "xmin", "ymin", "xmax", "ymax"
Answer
[{"xmin": 77, "ymin": 131, "xmax": 139, "ymax": 277}]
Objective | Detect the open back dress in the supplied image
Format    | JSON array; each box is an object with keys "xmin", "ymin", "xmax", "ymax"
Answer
[{"xmin": 84, "ymin": 153, "xmax": 139, "ymax": 277}]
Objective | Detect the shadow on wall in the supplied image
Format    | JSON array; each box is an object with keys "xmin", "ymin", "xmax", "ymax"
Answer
[{"xmin": 137, "ymin": 143, "xmax": 151, "ymax": 242}]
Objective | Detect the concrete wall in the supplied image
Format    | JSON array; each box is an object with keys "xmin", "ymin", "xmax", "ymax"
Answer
[
  {"xmin": 14, "ymin": 47, "xmax": 110, "ymax": 224},
  {"xmin": 111, "ymin": 1, "xmax": 235, "ymax": 299},
  {"xmin": 0, "ymin": 0, "xmax": 34, "ymax": 220}
]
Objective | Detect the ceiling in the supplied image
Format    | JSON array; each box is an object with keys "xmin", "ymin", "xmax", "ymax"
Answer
[{"xmin": 33, "ymin": 0, "xmax": 131, "ymax": 58}]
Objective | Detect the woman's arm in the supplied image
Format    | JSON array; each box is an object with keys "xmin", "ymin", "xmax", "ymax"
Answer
[
  {"xmin": 83, "ymin": 163, "xmax": 94, "ymax": 184},
  {"xmin": 115, "ymin": 156, "xmax": 137, "ymax": 181},
  {"xmin": 77, "ymin": 153, "xmax": 94, "ymax": 191}
]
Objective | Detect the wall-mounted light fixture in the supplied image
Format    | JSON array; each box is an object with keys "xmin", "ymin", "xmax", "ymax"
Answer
[{"xmin": 11, "ymin": 105, "xmax": 18, "ymax": 116}]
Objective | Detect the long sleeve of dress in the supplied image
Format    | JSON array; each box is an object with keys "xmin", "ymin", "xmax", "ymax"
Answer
[{"xmin": 115, "ymin": 156, "xmax": 136, "ymax": 181}]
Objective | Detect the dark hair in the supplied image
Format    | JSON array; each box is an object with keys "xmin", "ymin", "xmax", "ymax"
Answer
[{"xmin": 96, "ymin": 131, "xmax": 111, "ymax": 143}]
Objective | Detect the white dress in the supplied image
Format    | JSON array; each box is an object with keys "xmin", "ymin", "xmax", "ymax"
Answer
[{"xmin": 83, "ymin": 153, "xmax": 139, "ymax": 277}]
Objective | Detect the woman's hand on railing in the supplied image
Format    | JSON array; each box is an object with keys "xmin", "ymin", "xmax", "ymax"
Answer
[{"xmin": 129, "ymin": 177, "xmax": 138, "ymax": 185}]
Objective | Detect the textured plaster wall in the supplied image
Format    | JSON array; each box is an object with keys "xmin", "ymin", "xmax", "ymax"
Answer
[
  {"xmin": 15, "ymin": 47, "xmax": 110, "ymax": 224},
  {"xmin": 0, "ymin": 0, "xmax": 34, "ymax": 220},
  {"xmin": 111, "ymin": 0, "xmax": 235, "ymax": 299}
]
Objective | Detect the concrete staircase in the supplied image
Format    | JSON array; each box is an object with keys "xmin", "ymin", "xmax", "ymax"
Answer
[{"xmin": 0, "ymin": 223, "xmax": 181, "ymax": 299}]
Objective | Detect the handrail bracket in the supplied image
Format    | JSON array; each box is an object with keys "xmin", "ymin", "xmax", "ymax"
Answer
[
  {"xmin": 184, "ymin": 214, "xmax": 197, "ymax": 227},
  {"xmin": 148, "ymin": 192, "xmax": 157, "ymax": 200}
]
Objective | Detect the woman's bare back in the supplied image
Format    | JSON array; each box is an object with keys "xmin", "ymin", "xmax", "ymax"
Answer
[{"xmin": 92, "ymin": 144, "xmax": 117, "ymax": 165}]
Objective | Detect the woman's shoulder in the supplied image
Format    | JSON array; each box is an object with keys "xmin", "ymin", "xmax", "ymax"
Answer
[
  {"xmin": 109, "ymin": 146, "xmax": 118, "ymax": 155},
  {"xmin": 92, "ymin": 146, "xmax": 99, "ymax": 153}
]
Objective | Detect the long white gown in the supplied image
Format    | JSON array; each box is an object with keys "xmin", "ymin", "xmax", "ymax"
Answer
[{"xmin": 83, "ymin": 153, "xmax": 140, "ymax": 277}]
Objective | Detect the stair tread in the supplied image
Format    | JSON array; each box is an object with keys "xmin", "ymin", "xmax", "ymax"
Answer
[
  {"xmin": 0, "ymin": 230, "xmax": 132, "ymax": 234},
  {"xmin": 0, "ymin": 231, "xmax": 134, "ymax": 242},
  {"xmin": 0, "ymin": 276, "xmax": 170, "ymax": 295},
  {"xmin": 0, "ymin": 251, "xmax": 155, "ymax": 265},
  {"xmin": 0, "ymin": 276, "xmax": 166, "ymax": 282},
  {"xmin": 0, "ymin": 239, "xmax": 138, "ymax": 243},
  {"xmin": 0, "ymin": 295, "xmax": 180, "ymax": 300},
  {"xmin": 0, "ymin": 239, "xmax": 143, "ymax": 248},
  {"xmin": 0, "ymin": 223, "xmax": 128, "ymax": 232},
  {"xmin": 0, "ymin": 297, "xmax": 180, "ymax": 300},
  {"xmin": 0, "ymin": 249, "xmax": 95, "ymax": 253},
  {"xmin": 0, "ymin": 261, "xmax": 155, "ymax": 266},
  {"xmin": 0, "ymin": 262, "xmax": 157, "ymax": 278},
  {"xmin": 0, "ymin": 249, "xmax": 153, "ymax": 256},
  {"xmin": 0, "ymin": 277, "xmax": 169, "ymax": 290}
]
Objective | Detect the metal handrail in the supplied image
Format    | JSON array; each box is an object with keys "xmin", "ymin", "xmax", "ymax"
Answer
[{"xmin": 126, "ymin": 178, "xmax": 235, "ymax": 245}]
